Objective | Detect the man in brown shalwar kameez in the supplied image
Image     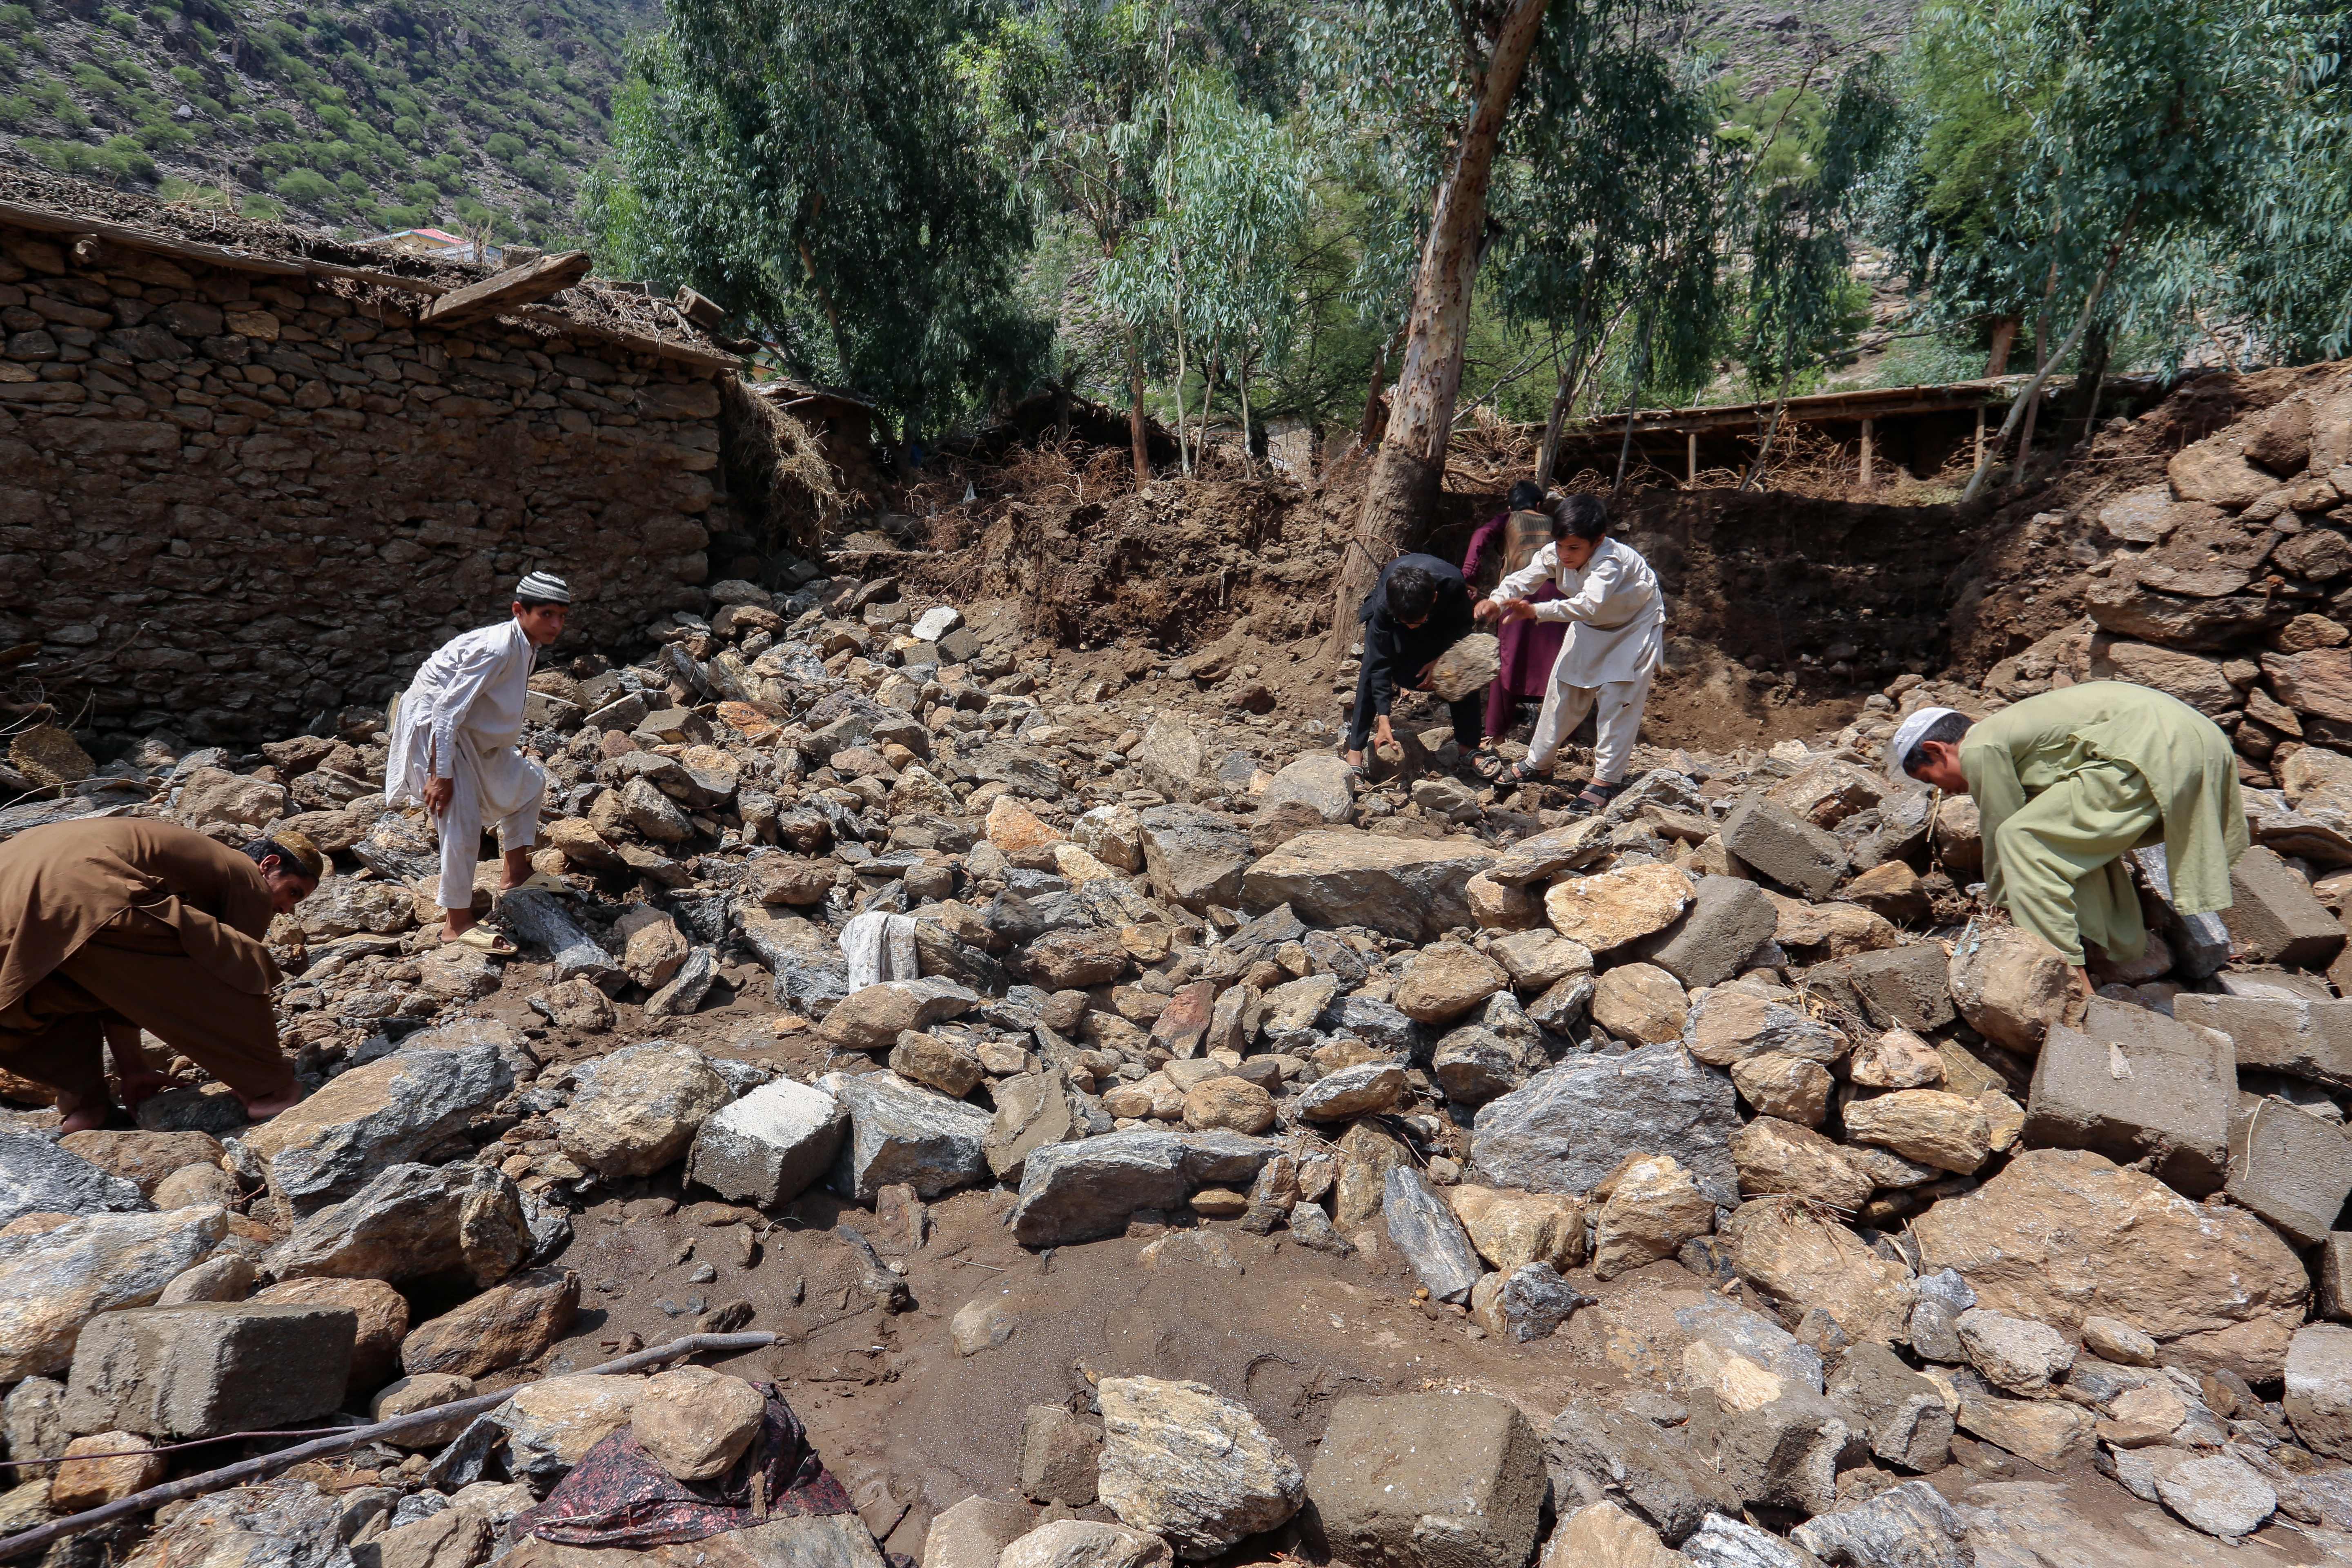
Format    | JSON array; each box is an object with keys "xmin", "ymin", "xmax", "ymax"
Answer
[{"xmin": 0, "ymin": 817, "xmax": 318, "ymax": 1132}]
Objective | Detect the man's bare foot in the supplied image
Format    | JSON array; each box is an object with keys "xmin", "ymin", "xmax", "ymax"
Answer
[
  {"xmin": 117, "ymin": 1066, "xmax": 172, "ymax": 1113},
  {"xmin": 236, "ymin": 1085, "xmax": 302, "ymax": 1121},
  {"xmin": 55, "ymin": 1092, "xmax": 112, "ymax": 1134}
]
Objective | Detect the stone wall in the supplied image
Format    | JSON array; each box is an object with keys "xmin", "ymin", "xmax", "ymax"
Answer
[{"xmin": 0, "ymin": 216, "xmax": 731, "ymax": 749}]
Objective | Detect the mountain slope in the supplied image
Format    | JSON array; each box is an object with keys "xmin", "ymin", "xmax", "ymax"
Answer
[{"xmin": 0, "ymin": 0, "xmax": 656, "ymax": 243}]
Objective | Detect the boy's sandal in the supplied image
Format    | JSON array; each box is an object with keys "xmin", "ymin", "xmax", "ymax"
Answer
[
  {"xmin": 444, "ymin": 927, "xmax": 519, "ymax": 956},
  {"xmin": 1568, "ymin": 780, "xmax": 1628, "ymax": 817},
  {"xmin": 1503, "ymin": 761, "xmax": 1554, "ymax": 786},
  {"xmin": 1469, "ymin": 748, "xmax": 1508, "ymax": 781},
  {"xmin": 503, "ymin": 872, "xmax": 572, "ymax": 896}
]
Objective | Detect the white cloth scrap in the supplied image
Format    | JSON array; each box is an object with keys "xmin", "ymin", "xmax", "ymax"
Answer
[{"xmin": 842, "ymin": 911, "xmax": 920, "ymax": 990}]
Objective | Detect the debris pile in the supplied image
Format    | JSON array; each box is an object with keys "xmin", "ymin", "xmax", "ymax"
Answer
[{"xmin": 5, "ymin": 373, "xmax": 2352, "ymax": 1567}]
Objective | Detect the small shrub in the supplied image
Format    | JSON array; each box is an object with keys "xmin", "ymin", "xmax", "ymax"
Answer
[{"xmin": 274, "ymin": 166, "xmax": 334, "ymax": 204}]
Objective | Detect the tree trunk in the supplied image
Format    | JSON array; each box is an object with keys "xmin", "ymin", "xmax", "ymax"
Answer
[
  {"xmin": 1325, "ymin": 0, "xmax": 1553, "ymax": 659},
  {"xmin": 1237, "ymin": 353, "xmax": 1255, "ymax": 476},
  {"xmin": 2067, "ymin": 318, "xmax": 2111, "ymax": 442},
  {"xmin": 1984, "ymin": 316, "xmax": 2018, "ymax": 376},
  {"xmin": 1359, "ymin": 335, "xmax": 1390, "ymax": 445},
  {"xmin": 1127, "ymin": 329, "xmax": 1150, "ymax": 489},
  {"xmin": 1960, "ymin": 205, "xmax": 2140, "ymax": 505},
  {"xmin": 1612, "ymin": 313, "xmax": 1654, "ymax": 493}
]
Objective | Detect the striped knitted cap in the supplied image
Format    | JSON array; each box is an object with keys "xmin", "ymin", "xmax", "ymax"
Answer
[{"xmin": 516, "ymin": 571, "xmax": 572, "ymax": 605}]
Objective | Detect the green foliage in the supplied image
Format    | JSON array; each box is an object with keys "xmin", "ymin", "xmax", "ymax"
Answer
[
  {"xmin": 591, "ymin": 0, "xmax": 1046, "ymax": 437},
  {"xmin": 0, "ymin": 5, "xmax": 32, "ymax": 36},
  {"xmin": 274, "ymin": 166, "xmax": 335, "ymax": 204},
  {"xmin": 22, "ymin": 134, "xmax": 157, "ymax": 182},
  {"xmin": 103, "ymin": 8, "xmax": 139, "ymax": 38},
  {"xmin": 483, "ymin": 131, "xmax": 526, "ymax": 162}
]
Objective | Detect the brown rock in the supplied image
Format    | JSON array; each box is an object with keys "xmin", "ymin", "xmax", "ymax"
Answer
[
  {"xmin": 399, "ymin": 1267, "xmax": 580, "ymax": 1380},
  {"xmin": 615, "ymin": 906, "xmax": 690, "ymax": 991},
  {"xmin": 50, "ymin": 1432, "xmax": 163, "ymax": 1510},
  {"xmin": 1544, "ymin": 864, "xmax": 1695, "ymax": 953},
  {"xmin": 1590, "ymin": 963, "xmax": 1689, "ymax": 1045},
  {"xmin": 1956, "ymin": 1393, "xmax": 2094, "ymax": 1471},
  {"xmin": 751, "ymin": 857, "xmax": 834, "ymax": 906},
  {"xmin": 2265, "ymin": 649, "xmax": 2352, "ymax": 723},
  {"xmin": 1730, "ymin": 1118, "xmax": 1871, "ymax": 1210},
  {"xmin": 1025, "ymin": 928, "xmax": 1129, "ymax": 990},
  {"xmin": 1721, "ymin": 1196, "xmax": 1914, "ymax": 1342},
  {"xmin": 1912, "ymin": 1149, "xmax": 2309, "ymax": 1378},
  {"xmin": 1446, "ymin": 1184, "xmax": 1587, "ymax": 1272},
  {"xmin": 1727, "ymin": 1056, "xmax": 1828, "ymax": 1128},
  {"xmin": 371, "ymin": 1372, "xmax": 479, "ymax": 1450},
  {"xmin": 1846, "ymin": 1027, "xmax": 1944, "ymax": 1089},
  {"xmin": 372, "ymin": 1508, "xmax": 491, "ymax": 1568},
  {"xmin": 56, "ymin": 1131, "xmax": 223, "ymax": 1196},
  {"xmin": 9, "ymin": 724, "xmax": 94, "ymax": 790},
  {"xmin": 1840, "ymin": 863, "xmax": 1929, "ymax": 924},
  {"xmin": 1541, "ymin": 1501, "xmax": 1683, "ymax": 1568},
  {"xmin": 252, "ymin": 1277, "xmax": 410, "ymax": 1394},
  {"xmin": 631, "ymin": 1365, "xmax": 766, "ymax": 1481},
  {"xmin": 1766, "ymin": 893, "xmax": 1902, "ymax": 957},
  {"xmin": 2090, "ymin": 639, "xmax": 2239, "ymax": 715},
  {"xmin": 2169, "ymin": 434, "xmax": 2279, "ymax": 510},
  {"xmin": 1392, "ymin": 942, "xmax": 1510, "ymax": 1025},
  {"xmin": 1466, "ymin": 872, "xmax": 1546, "ymax": 932},
  {"xmin": 1842, "ymin": 1089, "xmax": 1991, "ymax": 1173},
  {"xmin": 987, "ymin": 797, "xmax": 1067, "ymax": 871},
  {"xmin": 1948, "ymin": 924, "xmax": 2070, "ymax": 1053},
  {"xmin": 1592, "ymin": 1155, "xmax": 1713, "ymax": 1279},
  {"xmin": 889, "ymin": 1032, "xmax": 983, "ymax": 1098},
  {"xmin": 1182, "ymin": 1077, "xmax": 1275, "ymax": 1136},
  {"xmin": 544, "ymin": 818, "xmax": 626, "ymax": 874}
]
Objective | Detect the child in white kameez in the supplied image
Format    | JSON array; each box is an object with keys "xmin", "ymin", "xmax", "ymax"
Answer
[
  {"xmin": 1478, "ymin": 494, "xmax": 1664, "ymax": 815},
  {"xmin": 385, "ymin": 572, "xmax": 571, "ymax": 949}
]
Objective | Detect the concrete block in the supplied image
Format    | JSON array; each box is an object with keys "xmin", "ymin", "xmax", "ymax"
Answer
[
  {"xmin": 1800, "ymin": 945, "xmax": 1956, "ymax": 1033},
  {"xmin": 684, "ymin": 1077, "xmax": 847, "ymax": 1208},
  {"xmin": 1721, "ymin": 797, "xmax": 1847, "ymax": 901},
  {"xmin": 2134, "ymin": 846, "xmax": 2232, "ymax": 980},
  {"xmin": 2227, "ymin": 1098, "xmax": 2352, "ymax": 1246},
  {"xmin": 1639, "ymin": 876, "xmax": 1778, "ymax": 990},
  {"xmin": 62, "ymin": 1302, "xmax": 355, "ymax": 1440},
  {"xmin": 1308, "ymin": 1392, "xmax": 1547, "ymax": 1568},
  {"xmin": 2285, "ymin": 1323, "xmax": 2352, "ymax": 1459},
  {"xmin": 2322, "ymin": 1233, "xmax": 2352, "ymax": 1323},
  {"xmin": 2220, "ymin": 846, "xmax": 2346, "ymax": 969},
  {"xmin": 2024, "ymin": 997, "xmax": 2233, "ymax": 1196},
  {"xmin": 2171, "ymin": 994, "xmax": 2352, "ymax": 1090}
]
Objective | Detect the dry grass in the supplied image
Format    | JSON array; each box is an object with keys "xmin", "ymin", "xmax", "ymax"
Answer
[{"xmin": 718, "ymin": 376, "xmax": 843, "ymax": 556}]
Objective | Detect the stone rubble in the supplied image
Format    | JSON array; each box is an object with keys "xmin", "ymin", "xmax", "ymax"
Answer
[{"xmin": 12, "ymin": 395, "xmax": 2352, "ymax": 1566}]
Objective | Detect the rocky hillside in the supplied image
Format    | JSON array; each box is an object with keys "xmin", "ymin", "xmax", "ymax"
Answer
[{"xmin": 0, "ymin": 0, "xmax": 654, "ymax": 243}]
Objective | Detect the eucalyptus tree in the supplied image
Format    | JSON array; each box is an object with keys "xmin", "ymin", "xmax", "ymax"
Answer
[
  {"xmin": 1098, "ymin": 71, "xmax": 1311, "ymax": 474},
  {"xmin": 586, "ymin": 0, "xmax": 1043, "ymax": 450},
  {"xmin": 1865, "ymin": 0, "xmax": 2317, "ymax": 502}
]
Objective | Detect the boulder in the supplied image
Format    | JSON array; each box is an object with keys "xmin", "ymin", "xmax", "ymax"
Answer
[
  {"xmin": 0, "ymin": 1131, "xmax": 148, "ymax": 1227},
  {"xmin": 50, "ymin": 1432, "xmax": 164, "ymax": 1511},
  {"xmin": 1841, "ymin": 1090, "xmax": 1991, "ymax": 1174},
  {"xmin": 1719, "ymin": 796, "xmax": 1846, "ymax": 899},
  {"xmin": 1447, "ymin": 1185, "xmax": 1586, "ymax": 1273},
  {"xmin": 1591, "ymin": 963, "xmax": 1690, "ymax": 1046},
  {"xmin": 2285, "ymin": 1323, "xmax": 2352, "ymax": 1459},
  {"xmin": 558, "ymin": 1043, "xmax": 733, "ymax": 1179},
  {"xmin": 1542, "ymin": 1503, "xmax": 1684, "ymax": 1568},
  {"xmin": 1010, "ymin": 1130, "xmax": 1275, "ymax": 1246},
  {"xmin": 1020, "ymin": 1403, "xmax": 1103, "ymax": 1506},
  {"xmin": 2025, "ymin": 998, "xmax": 2234, "ymax": 1196},
  {"xmin": 1641, "ymin": 876, "xmax": 1778, "ymax": 989},
  {"xmin": 1293, "ymin": 1061, "xmax": 1406, "ymax": 1123},
  {"xmin": 984, "ymin": 1069, "xmax": 1083, "ymax": 1183},
  {"xmin": 1259, "ymin": 755, "xmax": 1356, "ymax": 824},
  {"xmin": 818, "ymin": 1070, "xmax": 993, "ymax": 1202},
  {"xmin": 1728, "ymin": 1054, "xmax": 1832, "ymax": 1127},
  {"xmin": 1095, "ymin": 1376, "xmax": 1303, "ymax": 1559},
  {"xmin": 1730, "ymin": 1119, "xmax": 1871, "ymax": 1210},
  {"xmin": 1912, "ymin": 1149, "xmax": 2309, "ymax": 1380},
  {"xmin": 498, "ymin": 1374, "xmax": 646, "ymax": 1477},
  {"xmin": 1955, "ymin": 1307, "xmax": 2073, "ymax": 1396},
  {"xmin": 1393, "ymin": 942, "xmax": 1510, "ymax": 1024},
  {"xmin": 631, "ymin": 1366, "xmax": 766, "ymax": 1481},
  {"xmin": 1307, "ymin": 1393, "xmax": 1546, "ymax": 1568},
  {"xmin": 1955, "ymin": 1391, "xmax": 2093, "ymax": 1471},
  {"xmin": 1824, "ymin": 1345, "xmax": 1953, "ymax": 1472},
  {"xmin": 1138, "ymin": 804, "xmax": 1253, "ymax": 913},
  {"xmin": 1720, "ymin": 1198, "xmax": 1914, "ymax": 1343},
  {"xmin": 1383, "ymin": 1165, "xmax": 1484, "ymax": 1304},
  {"xmin": 926, "ymin": 1497, "xmax": 1041, "ymax": 1568},
  {"xmin": 1544, "ymin": 864, "xmax": 1695, "ymax": 953},
  {"xmin": 1544, "ymin": 1396, "xmax": 1735, "ymax": 1544},
  {"xmin": 0, "ymin": 1206, "xmax": 227, "ymax": 1380},
  {"xmin": 1471, "ymin": 1047, "xmax": 1741, "ymax": 1207},
  {"xmin": 252, "ymin": 1276, "xmax": 409, "ymax": 1394},
  {"xmin": 1242, "ymin": 829, "xmax": 1497, "ymax": 941},
  {"xmin": 2227, "ymin": 1095, "xmax": 2352, "ymax": 1246},
  {"xmin": 399, "ymin": 1267, "xmax": 579, "ymax": 1380},
  {"xmin": 267, "ymin": 1163, "xmax": 528, "ymax": 1289},
  {"xmin": 1592, "ymin": 1154, "xmax": 1715, "ymax": 1280},
  {"xmin": 819, "ymin": 979, "xmax": 978, "ymax": 1052},
  {"xmin": 614, "ymin": 906, "xmax": 690, "ymax": 990},
  {"xmin": 1684, "ymin": 989, "xmax": 1847, "ymax": 1067},
  {"xmin": 245, "ymin": 1043, "xmax": 514, "ymax": 1208},
  {"xmin": 1791, "ymin": 1481, "xmax": 1970, "ymax": 1568},
  {"xmin": 999, "ymin": 1520, "xmax": 1172, "ymax": 1568},
  {"xmin": 1947, "ymin": 923, "xmax": 2071, "ymax": 1053}
]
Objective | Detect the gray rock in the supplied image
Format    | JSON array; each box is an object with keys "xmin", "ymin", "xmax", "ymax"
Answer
[
  {"xmin": 1259, "ymin": 755, "xmax": 1355, "ymax": 824},
  {"xmin": 1791, "ymin": 1480, "xmax": 1970, "ymax": 1568},
  {"xmin": 1546, "ymin": 1395, "xmax": 1736, "ymax": 1544},
  {"xmin": 1138, "ymin": 804, "xmax": 1253, "ymax": 913},
  {"xmin": 1257, "ymin": 975, "xmax": 1340, "ymax": 1051},
  {"xmin": 1307, "ymin": 1392, "xmax": 1546, "ymax": 1568},
  {"xmin": 62, "ymin": 1301, "xmax": 356, "ymax": 1440},
  {"xmin": 1323, "ymin": 994, "xmax": 1420, "ymax": 1057},
  {"xmin": 1286, "ymin": 1202, "xmax": 1355, "ymax": 1256},
  {"xmin": 2025, "ymin": 997, "xmax": 2233, "ymax": 1198},
  {"xmin": 1487, "ymin": 1262, "xmax": 1593, "ymax": 1343},
  {"xmin": 1096, "ymin": 1375, "xmax": 1302, "ymax": 1559},
  {"xmin": 735, "ymin": 904, "xmax": 852, "ymax": 1009},
  {"xmin": 1676, "ymin": 1298, "xmax": 1824, "ymax": 1392},
  {"xmin": 558, "ymin": 1042, "xmax": 734, "ymax": 1179},
  {"xmin": 686, "ymin": 1076, "xmax": 848, "ymax": 1208},
  {"xmin": 128, "ymin": 1477, "xmax": 354, "ymax": 1568},
  {"xmin": 1383, "ymin": 1164, "xmax": 1484, "ymax": 1305},
  {"xmin": 2228, "ymin": 1094, "xmax": 2352, "ymax": 1247},
  {"xmin": 819, "ymin": 1070, "xmax": 992, "ymax": 1202},
  {"xmin": 4, "ymin": 1376, "xmax": 65, "ymax": 1477},
  {"xmin": 643, "ymin": 947, "xmax": 719, "ymax": 1017},
  {"xmin": 1471, "ymin": 1046, "xmax": 1740, "ymax": 1206},
  {"xmin": 1682, "ymin": 1512, "xmax": 1816, "ymax": 1568},
  {"xmin": 1640, "ymin": 875, "xmax": 1778, "ymax": 990},
  {"xmin": 1825, "ymin": 1343, "xmax": 1953, "ymax": 1472},
  {"xmin": 498, "ymin": 887, "xmax": 622, "ymax": 989},
  {"xmin": 1292, "ymin": 1061, "xmax": 1405, "ymax": 1122},
  {"xmin": 1721, "ymin": 797, "xmax": 1847, "ymax": 900},
  {"xmin": 2155, "ymin": 1452, "xmax": 2277, "ymax": 1538},
  {"xmin": 1431, "ymin": 1024, "xmax": 1547, "ymax": 1107},
  {"xmin": 0, "ymin": 1206, "xmax": 229, "ymax": 1382},
  {"xmin": 0, "ymin": 1131, "xmax": 149, "ymax": 1227},
  {"xmin": 267, "ymin": 1163, "xmax": 527, "ymax": 1288},
  {"xmin": 1019, "ymin": 1404, "xmax": 1103, "ymax": 1506},
  {"xmin": 984, "ymin": 1069, "xmax": 1083, "ymax": 1184},
  {"xmin": 1688, "ymin": 1387, "xmax": 1858, "ymax": 1515},
  {"xmin": 250, "ymin": 1042, "xmax": 514, "ymax": 1209},
  {"xmin": 1241, "ymin": 828, "xmax": 1497, "ymax": 942},
  {"xmin": 1010, "ymin": 1130, "xmax": 1276, "ymax": 1246}
]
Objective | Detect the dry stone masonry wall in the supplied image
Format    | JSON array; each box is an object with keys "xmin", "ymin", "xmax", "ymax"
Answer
[{"xmin": 0, "ymin": 216, "xmax": 728, "ymax": 747}]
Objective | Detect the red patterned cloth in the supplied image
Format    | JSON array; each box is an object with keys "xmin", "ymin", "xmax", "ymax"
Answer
[{"xmin": 510, "ymin": 1383, "xmax": 853, "ymax": 1548}]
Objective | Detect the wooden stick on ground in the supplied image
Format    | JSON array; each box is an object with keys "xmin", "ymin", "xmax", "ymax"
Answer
[{"xmin": 0, "ymin": 1331, "xmax": 779, "ymax": 1563}]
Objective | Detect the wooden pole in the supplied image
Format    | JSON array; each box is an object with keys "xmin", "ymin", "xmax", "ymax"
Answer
[
  {"xmin": 1686, "ymin": 431, "xmax": 1697, "ymax": 487},
  {"xmin": 1860, "ymin": 418, "xmax": 1874, "ymax": 489},
  {"xmin": 1973, "ymin": 405, "xmax": 1985, "ymax": 469},
  {"xmin": 0, "ymin": 1332, "xmax": 780, "ymax": 1563}
]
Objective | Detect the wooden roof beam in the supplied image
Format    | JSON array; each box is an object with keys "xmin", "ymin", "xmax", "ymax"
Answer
[{"xmin": 417, "ymin": 250, "xmax": 592, "ymax": 325}]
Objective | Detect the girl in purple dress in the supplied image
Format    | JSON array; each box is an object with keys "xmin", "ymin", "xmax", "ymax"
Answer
[{"xmin": 1462, "ymin": 481, "xmax": 1566, "ymax": 773}]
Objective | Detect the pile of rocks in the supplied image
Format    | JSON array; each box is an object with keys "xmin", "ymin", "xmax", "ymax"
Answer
[{"xmin": 4, "ymin": 560, "xmax": 2352, "ymax": 1568}]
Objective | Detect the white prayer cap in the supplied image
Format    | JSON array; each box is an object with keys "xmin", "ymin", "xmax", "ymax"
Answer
[
  {"xmin": 516, "ymin": 571, "xmax": 571, "ymax": 605},
  {"xmin": 1884, "ymin": 705, "xmax": 1962, "ymax": 784}
]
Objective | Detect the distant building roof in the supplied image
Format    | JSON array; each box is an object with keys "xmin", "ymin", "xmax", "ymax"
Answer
[{"xmin": 360, "ymin": 227, "xmax": 502, "ymax": 264}]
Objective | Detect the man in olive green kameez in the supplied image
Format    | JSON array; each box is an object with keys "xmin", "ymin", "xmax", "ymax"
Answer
[{"xmin": 1889, "ymin": 682, "xmax": 2247, "ymax": 1001}]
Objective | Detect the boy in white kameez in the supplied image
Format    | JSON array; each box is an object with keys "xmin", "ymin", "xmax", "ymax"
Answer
[
  {"xmin": 1476, "ymin": 494, "xmax": 1665, "ymax": 815},
  {"xmin": 385, "ymin": 572, "xmax": 571, "ymax": 951}
]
